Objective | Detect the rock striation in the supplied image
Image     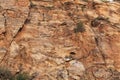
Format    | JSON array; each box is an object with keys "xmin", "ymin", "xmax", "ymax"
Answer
[{"xmin": 0, "ymin": 0, "xmax": 120, "ymax": 80}]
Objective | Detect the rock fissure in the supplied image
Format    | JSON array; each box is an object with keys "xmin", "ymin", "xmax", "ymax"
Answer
[{"xmin": 0, "ymin": 0, "xmax": 120, "ymax": 80}]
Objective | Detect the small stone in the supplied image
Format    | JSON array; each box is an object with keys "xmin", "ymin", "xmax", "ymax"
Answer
[
  {"xmin": 67, "ymin": 60, "xmax": 85, "ymax": 76},
  {"xmin": 64, "ymin": 56, "xmax": 73, "ymax": 62}
]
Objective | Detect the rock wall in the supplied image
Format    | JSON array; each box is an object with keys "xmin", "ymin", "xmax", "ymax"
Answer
[{"xmin": 0, "ymin": 0, "xmax": 120, "ymax": 80}]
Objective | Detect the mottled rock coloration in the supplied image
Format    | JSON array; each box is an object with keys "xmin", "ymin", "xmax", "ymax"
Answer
[{"xmin": 0, "ymin": 0, "xmax": 120, "ymax": 80}]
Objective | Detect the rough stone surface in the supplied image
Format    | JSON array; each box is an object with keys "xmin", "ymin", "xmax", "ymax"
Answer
[{"xmin": 0, "ymin": 0, "xmax": 120, "ymax": 79}]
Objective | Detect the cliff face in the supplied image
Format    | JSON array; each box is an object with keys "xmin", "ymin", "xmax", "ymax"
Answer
[{"xmin": 0, "ymin": 0, "xmax": 120, "ymax": 80}]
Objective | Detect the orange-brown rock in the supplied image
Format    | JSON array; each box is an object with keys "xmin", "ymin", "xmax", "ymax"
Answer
[{"xmin": 0, "ymin": 0, "xmax": 120, "ymax": 80}]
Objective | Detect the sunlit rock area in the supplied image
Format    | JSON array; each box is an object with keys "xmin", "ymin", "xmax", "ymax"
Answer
[{"xmin": 0, "ymin": 0, "xmax": 120, "ymax": 80}]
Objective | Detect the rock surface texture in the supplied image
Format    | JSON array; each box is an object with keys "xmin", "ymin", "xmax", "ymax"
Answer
[{"xmin": 0, "ymin": 0, "xmax": 120, "ymax": 80}]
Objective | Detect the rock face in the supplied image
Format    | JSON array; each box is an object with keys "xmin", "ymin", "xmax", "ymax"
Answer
[{"xmin": 0, "ymin": 0, "xmax": 120, "ymax": 80}]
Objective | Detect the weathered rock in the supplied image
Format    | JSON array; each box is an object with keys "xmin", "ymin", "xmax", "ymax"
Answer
[
  {"xmin": 67, "ymin": 60, "xmax": 85, "ymax": 76},
  {"xmin": 0, "ymin": 0, "xmax": 120, "ymax": 80},
  {"xmin": 93, "ymin": 68, "xmax": 112, "ymax": 79}
]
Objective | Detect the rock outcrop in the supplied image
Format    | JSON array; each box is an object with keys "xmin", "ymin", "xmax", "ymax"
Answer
[{"xmin": 0, "ymin": 0, "xmax": 120, "ymax": 80}]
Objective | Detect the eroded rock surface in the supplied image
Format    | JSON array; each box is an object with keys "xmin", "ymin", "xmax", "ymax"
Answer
[{"xmin": 0, "ymin": 0, "xmax": 120, "ymax": 80}]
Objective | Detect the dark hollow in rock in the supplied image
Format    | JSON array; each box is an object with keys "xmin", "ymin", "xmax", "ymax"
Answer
[{"xmin": 70, "ymin": 52, "xmax": 76, "ymax": 55}]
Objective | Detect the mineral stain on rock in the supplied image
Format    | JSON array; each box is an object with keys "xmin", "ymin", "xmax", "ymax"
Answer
[{"xmin": 0, "ymin": 0, "xmax": 120, "ymax": 80}]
